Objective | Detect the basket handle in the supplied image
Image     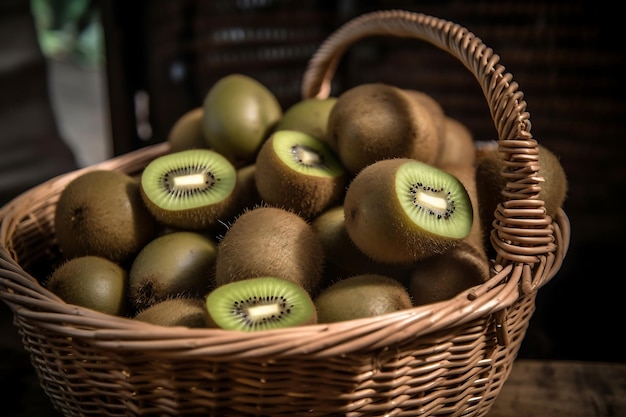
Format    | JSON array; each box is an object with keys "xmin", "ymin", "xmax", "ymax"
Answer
[{"xmin": 301, "ymin": 9, "xmax": 557, "ymax": 275}]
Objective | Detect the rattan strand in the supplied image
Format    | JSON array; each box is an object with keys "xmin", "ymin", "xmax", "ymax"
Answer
[{"xmin": 0, "ymin": 9, "xmax": 570, "ymax": 417}]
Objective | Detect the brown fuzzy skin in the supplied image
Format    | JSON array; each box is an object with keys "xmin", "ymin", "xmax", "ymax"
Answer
[
  {"xmin": 343, "ymin": 158, "xmax": 472, "ymax": 264},
  {"xmin": 54, "ymin": 170, "xmax": 158, "ymax": 263},
  {"xmin": 327, "ymin": 83, "xmax": 441, "ymax": 175},
  {"xmin": 254, "ymin": 133, "xmax": 347, "ymax": 219},
  {"xmin": 215, "ymin": 206, "xmax": 325, "ymax": 295},
  {"xmin": 404, "ymin": 89, "xmax": 447, "ymax": 148},
  {"xmin": 436, "ymin": 117, "xmax": 476, "ymax": 169},
  {"xmin": 134, "ymin": 297, "xmax": 209, "ymax": 328},
  {"xmin": 167, "ymin": 107, "xmax": 208, "ymax": 152},
  {"xmin": 314, "ymin": 274, "xmax": 413, "ymax": 323}
]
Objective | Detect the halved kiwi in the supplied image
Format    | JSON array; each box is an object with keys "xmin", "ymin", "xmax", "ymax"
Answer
[
  {"xmin": 46, "ymin": 255, "xmax": 129, "ymax": 316},
  {"xmin": 128, "ymin": 231, "xmax": 218, "ymax": 311},
  {"xmin": 139, "ymin": 149, "xmax": 238, "ymax": 230},
  {"xmin": 134, "ymin": 297, "xmax": 209, "ymax": 328},
  {"xmin": 205, "ymin": 276, "xmax": 317, "ymax": 331},
  {"xmin": 343, "ymin": 158, "xmax": 473, "ymax": 264},
  {"xmin": 313, "ymin": 274, "xmax": 413, "ymax": 323},
  {"xmin": 54, "ymin": 169, "xmax": 158, "ymax": 263},
  {"xmin": 215, "ymin": 206, "xmax": 325, "ymax": 295},
  {"xmin": 255, "ymin": 130, "xmax": 347, "ymax": 219}
]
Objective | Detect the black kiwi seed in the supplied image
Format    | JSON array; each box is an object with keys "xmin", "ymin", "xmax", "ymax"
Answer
[{"xmin": 205, "ymin": 276, "xmax": 317, "ymax": 331}]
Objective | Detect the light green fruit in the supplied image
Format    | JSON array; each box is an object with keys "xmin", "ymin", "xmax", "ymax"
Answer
[
  {"xmin": 134, "ymin": 297, "xmax": 209, "ymax": 328},
  {"xmin": 205, "ymin": 276, "xmax": 317, "ymax": 331},
  {"xmin": 344, "ymin": 158, "xmax": 473, "ymax": 264},
  {"xmin": 54, "ymin": 170, "xmax": 158, "ymax": 263},
  {"xmin": 202, "ymin": 74, "xmax": 282, "ymax": 165},
  {"xmin": 167, "ymin": 107, "xmax": 209, "ymax": 152},
  {"xmin": 46, "ymin": 256, "xmax": 129, "ymax": 316},
  {"xmin": 139, "ymin": 149, "xmax": 239, "ymax": 230},
  {"xmin": 274, "ymin": 97, "xmax": 337, "ymax": 143},
  {"xmin": 254, "ymin": 130, "xmax": 347, "ymax": 219},
  {"xmin": 314, "ymin": 274, "xmax": 413, "ymax": 323},
  {"xmin": 128, "ymin": 231, "xmax": 218, "ymax": 311}
]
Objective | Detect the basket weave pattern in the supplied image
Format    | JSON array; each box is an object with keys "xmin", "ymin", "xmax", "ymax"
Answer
[{"xmin": 0, "ymin": 10, "xmax": 570, "ymax": 417}]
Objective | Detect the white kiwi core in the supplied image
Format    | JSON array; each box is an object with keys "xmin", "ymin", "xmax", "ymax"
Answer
[
  {"xmin": 292, "ymin": 145, "xmax": 323, "ymax": 167},
  {"xmin": 414, "ymin": 189, "xmax": 449, "ymax": 214},
  {"xmin": 171, "ymin": 172, "xmax": 215, "ymax": 190},
  {"xmin": 245, "ymin": 303, "xmax": 283, "ymax": 319}
]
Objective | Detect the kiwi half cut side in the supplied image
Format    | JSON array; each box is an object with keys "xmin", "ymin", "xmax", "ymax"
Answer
[
  {"xmin": 205, "ymin": 276, "xmax": 317, "ymax": 331},
  {"xmin": 344, "ymin": 158, "xmax": 473, "ymax": 264},
  {"xmin": 140, "ymin": 149, "xmax": 238, "ymax": 230},
  {"xmin": 255, "ymin": 130, "xmax": 347, "ymax": 219}
]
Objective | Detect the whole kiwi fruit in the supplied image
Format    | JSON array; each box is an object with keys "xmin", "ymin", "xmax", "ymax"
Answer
[
  {"xmin": 139, "ymin": 148, "xmax": 239, "ymax": 230},
  {"xmin": 327, "ymin": 83, "xmax": 441, "ymax": 175},
  {"xmin": 128, "ymin": 231, "xmax": 218, "ymax": 311},
  {"xmin": 134, "ymin": 297, "xmax": 209, "ymax": 328},
  {"xmin": 314, "ymin": 274, "xmax": 413, "ymax": 323},
  {"xmin": 54, "ymin": 169, "xmax": 158, "ymax": 263},
  {"xmin": 167, "ymin": 107, "xmax": 209, "ymax": 152},
  {"xmin": 403, "ymin": 89, "xmax": 446, "ymax": 146},
  {"xmin": 202, "ymin": 73, "xmax": 282, "ymax": 165},
  {"xmin": 215, "ymin": 206, "xmax": 325, "ymax": 296},
  {"xmin": 274, "ymin": 97, "xmax": 337, "ymax": 143},
  {"xmin": 205, "ymin": 276, "xmax": 317, "ymax": 331},
  {"xmin": 343, "ymin": 158, "xmax": 473, "ymax": 264},
  {"xmin": 435, "ymin": 117, "xmax": 476, "ymax": 169},
  {"xmin": 46, "ymin": 255, "xmax": 129, "ymax": 316},
  {"xmin": 254, "ymin": 130, "xmax": 347, "ymax": 219}
]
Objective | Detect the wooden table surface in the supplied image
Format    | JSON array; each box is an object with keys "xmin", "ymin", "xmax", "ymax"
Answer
[{"xmin": 488, "ymin": 359, "xmax": 626, "ymax": 417}]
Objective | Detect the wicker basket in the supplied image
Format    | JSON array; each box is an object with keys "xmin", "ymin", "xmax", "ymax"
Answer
[{"xmin": 0, "ymin": 9, "xmax": 570, "ymax": 417}]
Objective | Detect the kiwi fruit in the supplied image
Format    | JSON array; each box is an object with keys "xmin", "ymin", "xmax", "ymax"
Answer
[
  {"xmin": 202, "ymin": 73, "xmax": 282, "ymax": 165},
  {"xmin": 54, "ymin": 169, "xmax": 158, "ymax": 263},
  {"xmin": 46, "ymin": 255, "xmax": 129, "ymax": 316},
  {"xmin": 134, "ymin": 297, "xmax": 209, "ymax": 328},
  {"xmin": 215, "ymin": 206, "xmax": 325, "ymax": 295},
  {"xmin": 229, "ymin": 163, "xmax": 263, "ymax": 221},
  {"xmin": 139, "ymin": 148, "xmax": 239, "ymax": 230},
  {"xmin": 475, "ymin": 143, "xmax": 568, "ymax": 253},
  {"xmin": 343, "ymin": 158, "xmax": 473, "ymax": 264},
  {"xmin": 327, "ymin": 83, "xmax": 441, "ymax": 175},
  {"xmin": 403, "ymin": 89, "xmax": 446, "ymax": 146},
  {"xmin": 128, "ymin": 231, "xmax": 218, "ymax": 311},
  {"xmin": 205, "ymin": 276, "xmax": 317, "ymax": 331},
  {"xmin": 435, "ymin": 116, "xmax": 476, "ymax": 168},
  {"xmin": 274, "ymin": 97, "xmax": 337, "ymax": 143},
  {"xmin": 254, "ymin": 130, "xmax": 347, "ymax": 219},
  {"xmin": 167, "ymin": 107, "xmax": 209, "ymax": 152},
  {"xmin": 314, "ymin": 274, "xmax": 413, "ymax": 323}
]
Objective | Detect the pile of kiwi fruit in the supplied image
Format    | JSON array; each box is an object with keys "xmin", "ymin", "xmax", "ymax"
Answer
[{"xmin": 45, "ymin": 73, "xmax": 568, "ymax": 332}]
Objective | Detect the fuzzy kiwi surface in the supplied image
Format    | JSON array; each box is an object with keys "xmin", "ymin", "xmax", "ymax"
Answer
[
  {"xmin": 167, "ymin": 107, "xmax": 209, "ymax": 152},
  {"xmin": 274, "ymin": 97, "xmax": 337, "ymax": 143},
  {"xmin": 46, "ymin": 255, "xmax": 129, "ymax": 316},
  {"xmin": 128, "ymin": 231, "xmax": 218, "ymax": 311},
  {"xmin": 255, "ymin": 130, "xmax": 347, "ymax": 219},
  {"xmin": 343, "ymin": 158, "xmax": 473, "ymax": 264},
  {"xmin": 215, "ymin": 206, "xmax": 325, "ymax": 296},
  {"xmin": 54, "ymin": 169, "xmax": 158, "ymax": 263},
  {"xmin": 134, "ymin": 297, "xmax": 209, "ymax": 328},
  {"xmin": 202, "ymin": 73, "xmax": 282, "ymax": 165},
  {"xmin": 403, "ymin": 89, "xmax": 446, "ymax": 146},
  {"xmin": 314, "ymin": 274, "xmax": 413, "ymax": 323},
  {"xmin": 205, "ymin": 276, "xmax": 317, "ymax": 331},
  {"xmin": 327, "ymin": 83, "xmax": 441, "ymax": 175},
  {"xmin": 140, "ymin": 148, "xmax": 239, "ymax": 230},
  {"xmin": 435, "ymin": 117, "xmax": 476, "ymax": 168}
]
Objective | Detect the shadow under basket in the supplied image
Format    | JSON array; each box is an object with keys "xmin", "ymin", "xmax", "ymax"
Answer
[{"xmin": 0, "ymin": 10, "xmax": 570, "ymax": 417}]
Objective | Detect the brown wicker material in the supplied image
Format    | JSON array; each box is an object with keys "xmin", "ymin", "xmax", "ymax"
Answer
[{"xmin": 0, "ymin": 10, "xmax": 570, "ymax": 417}]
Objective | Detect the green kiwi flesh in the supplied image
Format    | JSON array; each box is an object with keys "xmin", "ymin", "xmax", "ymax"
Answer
[
  {"xmin": 274, "ymin": 97, "xmax": 337, "ymax": 143},
  {"xmin": 140, "ymin": 149, "xmax": 238, "ymax": 230},
  {"xmin": 46, "ymin": 255, "xmax": 129, "ymax": 316},
  {"xmin": 134, "ymin": 297, "xmax": 209, "ymax": 328},
  {"xmin": 205, "ymin": 276, "xmax": 317, "ymax": 331},
  {"xmin": 255, "ymin": 130, "xmax": 347, "ymax": 218},
  {"xmin": 129, "ymin": 231, "xmax": 218, "ymax": 311},
  {"xmin": 202, "ymin": 73, "xmax": 282, "ymax": 165},
  {"xmin": 344, "ymin": 158, "xmax": 473, "ymax": 263},
  {"xmin": 215, "ymin": 206, "xmax": 324, "ymax": 295},
  {"xmin": 314, "ymin": 274, "xmax": 413, "ymax": 323},
  {"xmin": 54, "ymin": 170, "xmax": 158, "ymax": 263}
]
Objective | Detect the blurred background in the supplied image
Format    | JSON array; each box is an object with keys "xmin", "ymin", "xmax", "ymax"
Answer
[{"xmin": 1, "ymin": 0, "xmax": 624, "ymax": 414}]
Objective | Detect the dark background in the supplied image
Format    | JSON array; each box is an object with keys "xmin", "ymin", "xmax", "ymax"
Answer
[{"xmin": 1, "ymin": 0, "xmax": 624, "ymax": 415}]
